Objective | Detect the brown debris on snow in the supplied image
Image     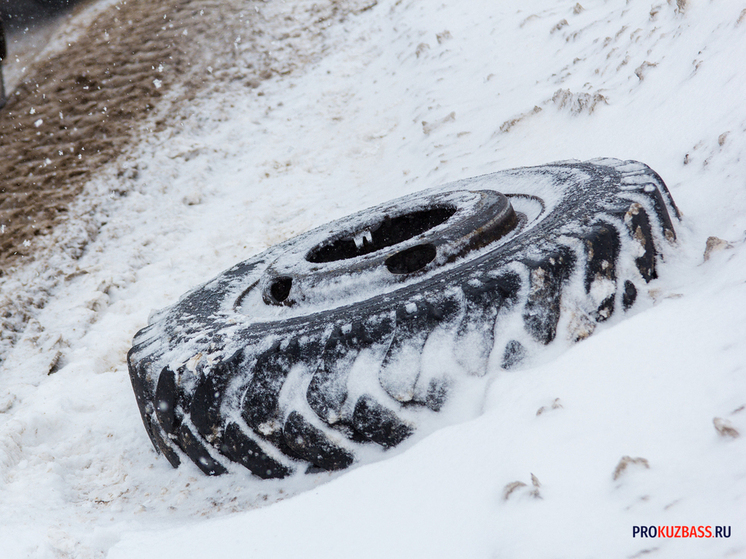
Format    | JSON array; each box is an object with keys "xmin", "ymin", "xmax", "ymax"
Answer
[
  {"xmin": 536, "ymin": 398, "xmax": 563, "ymax": 416},
  {"xmin": 422, "ymin": 111, "xmax": 455, "ymax": 135},
  {"xmin": 634, "ymin": 61, "xmax": 658, "ymax": 81},
  {"xmin": 498, "ymin": 105, "xmax": 542, "ymax": 133},
  {"xmin": 703, "ymin": 236, "xmax": 733, "ymax": 261},
  {"xmin": 503, "ymin": 475, "xmax": 542, "ymax": 500},
  {"xmin": 551, "ymin": 88, "xmax": 607, "ymax": 115},
  {"xmin": 502, "ymin": 480, "xmax": 527, "ymax": 500},
  {"xmin": 713, "ymin": 417, "xmax": 740, "ymax": 439},
  {"xmin": 612, "ymin": 456, "xmax": 650, "ymax": 480}
]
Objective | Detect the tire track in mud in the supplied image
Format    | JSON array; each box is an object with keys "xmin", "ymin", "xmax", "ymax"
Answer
[
  {"xmin": 0, "ymin": 0, "xmax": 377, "ymax": 363},
  {"xmin": 0, "ymin": 0, "xmax": 220, "ymax": 269},
  {"xmin": 0, "ymin": 0, "xmax": 376, "ymax": 269}
]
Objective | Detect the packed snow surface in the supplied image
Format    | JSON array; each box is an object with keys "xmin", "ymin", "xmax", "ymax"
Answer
[{"xmin": 1, "ymin": 0, "xmax": 745, "ymax": 557}]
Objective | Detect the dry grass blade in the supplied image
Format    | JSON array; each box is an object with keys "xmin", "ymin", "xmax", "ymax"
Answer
[
  {"xmin": 713, "ymin": 417, "xmax": 739, "ymax": 438},
  {"xmin": 502, "ymin": 481, "xmax": 527, "ymax": 500},
  {"xmin": 613, "ymin": 456, "xmax": 650, "ymax": 480}
]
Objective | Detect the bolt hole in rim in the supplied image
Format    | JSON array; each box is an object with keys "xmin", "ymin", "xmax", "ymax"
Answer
[
  {"xmin": 268, "ymin": 276, "xmax": 293, "ymax": 303},
  {"xmin": 385, "ymin": 243, "xmax": 437, "ymax": 274}
]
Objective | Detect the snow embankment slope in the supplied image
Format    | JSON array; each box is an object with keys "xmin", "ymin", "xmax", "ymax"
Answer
[{"xmin": 1, "ymin": 0, "xmax": 745, "ymax": 557}]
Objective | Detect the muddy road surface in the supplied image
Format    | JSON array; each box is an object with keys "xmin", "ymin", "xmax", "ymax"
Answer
[{"xmin": 0, "ymin": 0, "xmax": 376, "ymax": 362}]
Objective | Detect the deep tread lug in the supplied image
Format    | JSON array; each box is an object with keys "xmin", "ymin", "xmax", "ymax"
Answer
[
  {"xmin": 643, "ymin": 180, "xmax": 679, "ymax": 238},
  {"xmin": 422, "ymin": 378, "xmax": 449, "ymax": 411},
  {"xmin": 352, "ymin": 395, "xmax": 413, "ymax": 448},
  {"xmin": 150, "ymin": 424, "xmax": 182, "ymax": 468},
  {"xmin": 307, "ymin": 323, "xmax": 368, "ymax": 425},
  {"xmin": 624, "ymin": 203, "xmax": 658, "ymax": 282},
  {"xmin": 622, "ymin": 280, "xmax": 637, "ymax": 310},
  {"xmin": 154, "ymin": 366, "xmax": 179, "ymax": 436},
  {"xmin": 502, "ymin": 340, "xmax": 526, "ymax": 369},
  {"xmin": 220, "ymin": 422, "xmax": 292, "ymax": 479},
  {"xmin": 522, "ymin": 248, "xmax": 574, "ymax": 344},
  {"xmin": 190, "ymin": 350, "xmax": 243, "ymax": 440},
  {"xmin": 242, "ymin": 339, "xmax": 300, "ymax": 436},
  {"xmin": 580, "ymin": 223, "xmax": 621, "ymax": 321},
  {"xmin": 379, "ymin": 299, "xmax": 442, "ymax": 403},
  {"xmin": 454, "ymin": 275, "xmax": 512, "ymax": 373},
  {"xmin": 178, "ymin": 424, "xmax": 227, "ymax": 476},
  {"xmin": 283, "ymin": 411, "xmax": 354, "ymax": 471}
]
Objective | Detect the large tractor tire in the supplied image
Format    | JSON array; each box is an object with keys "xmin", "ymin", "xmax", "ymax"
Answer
[{"xmin": 127, "ymin": 158, "xmax": 679, "ymax": 478}]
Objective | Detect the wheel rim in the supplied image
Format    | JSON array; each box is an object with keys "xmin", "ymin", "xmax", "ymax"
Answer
[{"xmin": 258, "ymin": 189, "xmax": 519, "ymax": 308}]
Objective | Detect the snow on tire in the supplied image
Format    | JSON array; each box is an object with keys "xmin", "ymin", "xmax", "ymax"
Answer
[{"xmin": 127, "ymin": 158, "xmax": 679, "ymax": 478}]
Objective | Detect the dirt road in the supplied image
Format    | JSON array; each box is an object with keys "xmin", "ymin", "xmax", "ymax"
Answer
[
  {"xmin": 0, "ymin": 0, "xmax": 374, "ymax": 270},
  {"xmin": 1, "ymin": 0, "xmax": 225, "ymax": 269},
  {"xmin": 0, "ymin": 0, "xmax": 375, "ymax": 362}
]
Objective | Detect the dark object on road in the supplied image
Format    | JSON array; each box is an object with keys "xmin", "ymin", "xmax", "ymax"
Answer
[
  {"xmin": 0, "ymin": 0, "xmax": 82, "ymax": 107},
  {"xmin": 0, "ymin": 0, "xmax": 80, "ymax": 29},
  {"xmin": 0, "ymin": 14, "xmax": 6, "ymax": 109},
  {"xmin": 127, "ymin": 159, "xmax": 679, "ymax": 478}
]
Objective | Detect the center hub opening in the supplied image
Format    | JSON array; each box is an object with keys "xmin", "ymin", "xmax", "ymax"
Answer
[{"xmin": 306, "ymin": 205, "xmax": 457, "ymax": 264}]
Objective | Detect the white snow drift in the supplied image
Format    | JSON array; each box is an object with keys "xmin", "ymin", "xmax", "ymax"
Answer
[{"xmin": 1, "ymin": 0, "xmax": 745, "ymax": 557}]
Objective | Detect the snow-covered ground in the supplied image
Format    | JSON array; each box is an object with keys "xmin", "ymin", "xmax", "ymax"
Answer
[{"xmin": 1, "ymin": 0, "xmax": 745, "ymax": 557}]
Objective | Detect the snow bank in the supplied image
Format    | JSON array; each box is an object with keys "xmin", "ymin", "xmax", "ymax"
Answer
[{"xmin": 0, "ymin": 0, "xmax": 744, "ymax": 557}]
